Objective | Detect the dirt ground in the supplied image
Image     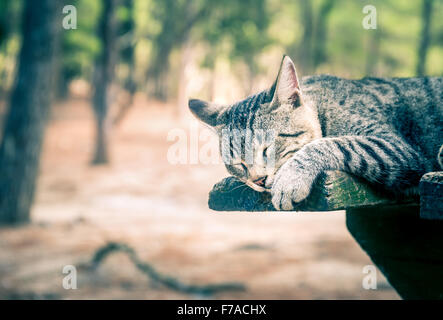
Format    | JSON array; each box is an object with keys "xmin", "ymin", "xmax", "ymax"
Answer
[{"xmin": 0, "ymin": 96, "xmax": 399, "ymax": 299}]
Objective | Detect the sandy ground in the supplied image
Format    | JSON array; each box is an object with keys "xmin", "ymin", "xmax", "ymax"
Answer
[{"xmin": 0, "ymin": 96, "xmax": 399, "ymax": 299}]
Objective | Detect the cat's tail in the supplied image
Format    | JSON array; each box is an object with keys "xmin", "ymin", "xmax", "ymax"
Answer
[{"xmin": 438, "ymin": 144, "xmax": 443, "ymax": 170}]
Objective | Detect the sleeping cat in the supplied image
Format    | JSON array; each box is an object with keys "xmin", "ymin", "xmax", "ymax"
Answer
[{"xmin": 189, "ymin": 55, "xmax": 443, "ymax": 210}]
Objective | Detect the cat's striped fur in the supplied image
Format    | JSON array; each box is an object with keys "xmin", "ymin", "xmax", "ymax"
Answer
[{"xmin": 189, "ymin": 55, "xmax": 443, "ymax": 210}]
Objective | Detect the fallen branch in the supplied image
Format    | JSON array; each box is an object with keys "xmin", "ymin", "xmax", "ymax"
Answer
[{"xmin": 88, "ymin": 242, "xmax": 246, "ymax": 296}]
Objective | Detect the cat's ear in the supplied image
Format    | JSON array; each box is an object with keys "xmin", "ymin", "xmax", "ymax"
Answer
[
  {"xmin": 270, "ymin": 55, "xmax": 302, "ymax": 107},
  {"xmin": 188, "ymin": 99, "xmax": 227, "ymax": 127}
]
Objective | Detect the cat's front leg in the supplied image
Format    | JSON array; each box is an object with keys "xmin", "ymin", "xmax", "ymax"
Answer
[{"xmin": 270, "ymin": 135, "xmax": 426, "ymax": 210}]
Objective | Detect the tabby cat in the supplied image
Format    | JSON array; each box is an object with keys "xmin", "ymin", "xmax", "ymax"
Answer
[{"xmin": 189, "ymin": 55, "xmax": 443, "ymax": 210}]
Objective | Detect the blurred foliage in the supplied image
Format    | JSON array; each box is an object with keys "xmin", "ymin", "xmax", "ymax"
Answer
[
  {"xmin": 0, "ymin": 0, "xmax": 23, "ymax": 94},
  {"xmin": 0, "ymin": 0, "xmax": 442, "ymax": 99},
  {"xmin": 59, "ymin": 0, "xmax": 101, "ymax": 97},
  {"xmin": 200, "ymin": 0, "xmax": 272, "ymax": 73}
]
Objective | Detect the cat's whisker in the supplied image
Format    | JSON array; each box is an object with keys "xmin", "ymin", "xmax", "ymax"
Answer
[{"xmin": 220, "ymin": 183, "xmax": 249, "ymax": 194}]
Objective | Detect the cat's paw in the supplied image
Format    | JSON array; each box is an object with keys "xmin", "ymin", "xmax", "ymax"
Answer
[{"xmin": 270, "ymin": 160, "xmax": 315, "ymax": 210}]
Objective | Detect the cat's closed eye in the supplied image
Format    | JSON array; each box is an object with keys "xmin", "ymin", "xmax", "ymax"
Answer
[
  {"xmin": 281, "ymin": 148, "xmax": 300, "ymax": 159},
  {"xmin": 278, "ymin": 131, "xmax": 305, "ymax": 138}
]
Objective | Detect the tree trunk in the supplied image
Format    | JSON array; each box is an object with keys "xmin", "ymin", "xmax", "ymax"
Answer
[
  {"xmin": 147, "ymin": 0, "xmax": 206, "ymax": 101},
  {"xmin": 121, "ymin": 0, "xmax": 136, "ymax": 97},
  {"xmin": 416, "ymin": 0, "xmax": 433, "ymax": 76},
  {"xmin": 297, "ymin": 0, "xmax": 314, "ymax": 74},
  {"xmin": 0, "ymin": 0, "xmax": 59, "ymax": 225},
  {"xmin": 312, "ymin": 0, "xmax": 335, "ymax": 71},
  {"xmin": 148, "ymin": 44, "xmax": 172, "ymax": 101},
  {"xmin": 53, "ymin": 0, "xmax": 71, "ymax": 101},
  {"xmin": 0, "ymin": 0, "xmax": 11, "ymax": 48},
  {"xmin": 113, "ymin": 0, "xmax": 137, "ymax": 126},
  {"xmin": 176, "ymin": 39, "xmax": 192, "ymax": 119},
  {"xmin": 92, "ymin": 0, "xmax": 117, "ymax": 165}
]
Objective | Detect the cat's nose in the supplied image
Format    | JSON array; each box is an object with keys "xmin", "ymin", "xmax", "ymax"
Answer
[{"xmin": 253, "ymin": 176, "xmax": 267, "ymax": 187}]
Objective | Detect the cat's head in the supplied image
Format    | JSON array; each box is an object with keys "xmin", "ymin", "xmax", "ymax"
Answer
[{"xmin": 189, "ymin": 55, "xmax": 321, "ymax": 192}]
